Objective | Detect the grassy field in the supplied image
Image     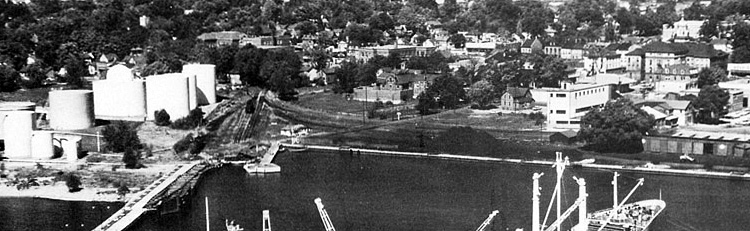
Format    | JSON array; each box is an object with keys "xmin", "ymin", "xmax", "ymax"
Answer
[{"xmin": 295, "ymin": 92, "xmax": 377, "ymax": 114}]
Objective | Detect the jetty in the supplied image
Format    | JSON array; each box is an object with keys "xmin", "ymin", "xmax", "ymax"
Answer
[
  {"xmin": 244, "ymin": 142, "xmax": 281, "ymax": 173},
  {"xmin": 93, "ymin": 161, "xmax": 220, "ymax": 231}
]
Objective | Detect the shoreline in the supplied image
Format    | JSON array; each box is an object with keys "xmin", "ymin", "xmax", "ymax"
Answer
[
  {"xmin": 286, "ymin": 143, "xmax": 750, "ymax": 181},
  {"xmin": 0, "ymin": 184, "xmax": 125, "ymax": 202}
]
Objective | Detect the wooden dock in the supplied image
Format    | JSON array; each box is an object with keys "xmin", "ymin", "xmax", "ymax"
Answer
[{"xmin": 92, "ymin": 162, "xmax": 199, "ymax": 231}]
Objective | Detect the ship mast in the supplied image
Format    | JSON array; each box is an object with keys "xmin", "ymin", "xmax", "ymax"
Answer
[
  {"xmin": 532, "ymin": 173, "xmax": 544, "ymax": 231},
  {"xmin": 552, "ymin": 152, "xmax": 568, "ymax": 231},
  {"xmin": 612, "ymin": 172, "xmax": 619, "ymax": 208}
]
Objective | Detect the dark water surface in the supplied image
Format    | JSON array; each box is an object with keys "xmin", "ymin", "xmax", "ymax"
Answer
[
  {"xmin": 0, "ymin": 197, "xmax": 122, "ymax": 231},
  {"xmin": 124, "ymin": 151, "xmax": 750, "ymax": 231}
]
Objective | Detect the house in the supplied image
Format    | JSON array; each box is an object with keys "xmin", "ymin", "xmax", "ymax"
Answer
[
  {"xmin": 654, "ymin": 79, "xmax": 697, "ymax": 94},
  {"xmin": 197, "ymin": 31, "xmax": 248, "ymax": 47},
  {"xmin": 544, "ymin": 42, "xmax": 561, "ymax": 57},
  {"xmin": 549, "ymin": 130, "xmax": 578, "ymax": 144},
  {"xmin": 546, "ymin": 82, "xmax": 612, "ymax": 130},
  {"xmin": 560, "ymin": 42, "xmax": 585, "ymax": 60},
  {"xmin": 727, "ymin": 63, "xmax": 750, "ymax": 77},
  {"xmin": 640, "ymin": 41, "xmax": 724, "ymax": 79},
  {"xmin": 465, "ymin": 42, "xmax": 497, "ymax": 57},
  {"xmin": 645, "ymin": 64, "xmax": 699, "ymax": 82},
  {"xmin": 641, "ymin": 106, "xmax": 669, "ymax": 127},
  {"xmin": 520, "ymin": 37, "xmax": 544, "ymax": 54},
  {"xmin": 500, "ymin": 87, "xmax": 534, "ymax": 110},
  {"xmin": 352, "ymin": 75, "xmax": 412, "ymax": 104},
  {"xmin": 661, "ymin": 19, "xmax": 705, "ymax": 42},
  {"xmin": 623, "ymin": 48, "xmax": 644, "ymax": 80},
  {"xmin": 352, "ymin": 45, "xmax": 437, "ymax": 62}
]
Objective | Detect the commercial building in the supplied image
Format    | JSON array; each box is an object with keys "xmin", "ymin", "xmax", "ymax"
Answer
[{"xmin": 544, "ymin": 82, "xmax": 612, "ymax": 130}]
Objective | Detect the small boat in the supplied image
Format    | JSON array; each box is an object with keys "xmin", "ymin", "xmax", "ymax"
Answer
[
  {"xmin": 585, "ymin": 199, "xmax": 666, "ymax": 231},
  {"xmin": 282, "ymin": 144, "xmax": 308, "ymax": 152},
  {"xmin": 226, "ymin": 219, "xmax": 244, "ymax": 231},
  {"xmin": 244, "ymin": 162, "xmax": 281, "ymax": 173}
]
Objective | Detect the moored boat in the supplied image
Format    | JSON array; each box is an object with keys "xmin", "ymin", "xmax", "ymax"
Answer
[{"xmin": 585, "ymin": 199, "xmax": 666, "ymax": 231}]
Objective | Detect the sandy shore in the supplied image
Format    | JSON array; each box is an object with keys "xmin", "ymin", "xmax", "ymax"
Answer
[{"xmin": 0, "ymin": 184, "xmax": 125, "ymax": 202}]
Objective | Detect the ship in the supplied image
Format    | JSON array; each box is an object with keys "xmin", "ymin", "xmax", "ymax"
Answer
[{"xmin": 584, "ymin": 199, "xmax": 666, "ymax": 231}]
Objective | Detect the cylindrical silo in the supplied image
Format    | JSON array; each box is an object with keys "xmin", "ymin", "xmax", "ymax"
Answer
[
  {"xmin": 182, "ymin": 64, "xmax": 217, "ymax": 105},
  {"xmin": 188, "ymin": 74, "xmax": 197, "ymax": 109},
  {"xmin": 49, "ymin": 90, "xmax": 94, "ymax": 130},
  {"xmin": 31, "ymin": 130, "xmax": 54, "ymax": 159},
  {"xmin": 146, "ymin": 74, "xmax": 191, "ymax": 120},
  {"xmin": 0, "ymin": 102, "xmax": 35, "ymax": 140},
  {"xmin": 3, "ymin": 111, "xmax": 34, "ymax": 159},
  {"xmin": 93, "ymin": 80, "xmax": 147, "ymax": 120},
  {"xmin": 106, "ymin": 64, "xmax": 134, "ymax": 81}
]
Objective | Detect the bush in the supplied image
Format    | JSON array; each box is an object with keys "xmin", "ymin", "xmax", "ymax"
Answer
[
  {"xmin": 102, "ymin": 121, "xmax": 142, "ymax": 153},
  {"xmin": 171, "ymin": 108, "xmax": 205, "ymax": 130},
  {"xmin": 66, "ymin": 173, "xmax": 82, "ymax": 192},
  {"xmin": 154, "ymin": 109, "xmax": 171, "ymax": 126},
  {"xmin": 122, "ymin": 147, "xmax": 143, "ymax": 169},
  {"xmin": 189, "ymin": 133, "xmax": 210, "ymax": 154},
  {"xmin": 117, "ymin": 183, "xmax": 130, "ymax": 197},
  {"xmin": 173, "ymin": 134, "xmax": 194, "ymax": 154},
  {"xmin": 0, "ymin": 65, "xmax": 20, "ymax": 92}
]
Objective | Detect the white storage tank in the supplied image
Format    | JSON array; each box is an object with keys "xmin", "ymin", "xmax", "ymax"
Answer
[
  {"xmin": 93, "ymin": 80, "xmax": 147, "ymax": 120},
  {"xmin": 3, "ymin": 111, "xmax": 34, "ymax": 159},
  {"xmin": 106, "ymin": 64, "xmax": 134, "ymax": 81},
  {"xmin": 31, "ymin": 130, "xmax": 54, "ymax": 159},
  {"xmin": 146, "ymin": 73, "xmax": 191, "ymax": 120},
  {"xmin": 49, "ymin": 90, "xmax": 94, "ymax": 130},
  {"xmin": 182, "ymin": 64, "xmax": 217, "ymax": 105},
  {"xmin": 0, "ymin": 102, "xmax": 35, "ymax": 139}
]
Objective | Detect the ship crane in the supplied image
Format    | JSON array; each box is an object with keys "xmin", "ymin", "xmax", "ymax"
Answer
[
  {"xmin": 596, "ymin": 178, "xmax": 645, "ymax": 231},
  {"xmin": 314, "ymin": 198, "xmax": 336, "ymax": 231},
  {"xmin": 543, "ymin": 197, "xmax": 586, "ymax": 231},
  {"xmin": 475, "ymin": 210, "xmax": 499, "ymax": 231}
]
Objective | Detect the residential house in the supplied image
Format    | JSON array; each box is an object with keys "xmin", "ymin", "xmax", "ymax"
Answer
[
  {"xmin": 645, "ymin": 64, "xmax": 699, "ymax": 82},
  {"xmin": 465, "ymin": 42, "xmax": 497, "ymax": 57},
  {"xmin": 719, "ymin": 78, "xmax": 750, "ymax": 107},
  {"xmin": 544, "ymin": 41, "xmax": 561, "ymax": 57},
  {"xmin": 197, "ymin": 31, "xmax": 248, "ymax": 47},
  {"xmin": 560, "ymin": 42, "xmax": 585, "ymax": 60},
  {"xmin": 641, "ymin": 106, "xmax": 669, "ymax": 127},
  {"xmin": 640, "ymin": 41, "xmax": 724, "ymax": 80},
  {"xmin": 623, "ymin": 48, "xmax": 644, "ymax": 80},
  {"xmin": 728, "ymin": 63, "xmax": 750, "ymax": 77},
  {"xmin": 662, "ymin": 18, "xmax": 705, "ymax": 42},
  {"xmin": 521, "ymin": 37, "xmax": 544, "ymax": 54},
  {"xmin": 545, "ymin": 82, "xmax": 612, "ymax": 130},
  {"xmin": 500, "ymin": 87, "xmax": 534, "ymax": 110},
  {"xmin": 654, "ymin": 79, "xmax": 697, "ymax": 94},
  {"xmin": 352, "ymin": 45, "xmax": 437, "ymax": 62},
  {"xmin": 635, "ymin": 100, "xmax": 694, "ymax": 126}
]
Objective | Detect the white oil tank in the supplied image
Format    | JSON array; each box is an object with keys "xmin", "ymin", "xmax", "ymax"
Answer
[
  {"xmin": 49, "ymin": 90, "xmax": 94, "ymax": 130},
  {"xmin": 106, "ymin": 64, "xmax": 134, "ymax": 81},
  {"xmin": 182, "ymin": 64, "xmax": 217, "ymax": 105},
  {"xmin": 3, "ymin": 111, "xmax": 34, "ymax": 159},
  {"xmin": 31, "ymin": 130, "xmax": 54, "ymax": 159},
  {"xmin": 0, "ymin": 102, "xmax": 35, "ymax": 140},
  {"xmin": 93, "ymin": 80, "xmax": 147, "ymax": 120},
  {"xmin": 188, "ymin": 74, "xmax": 197, "ymax": 109},
  {"xmin": 146, "ymin": 73, "xmax": 191, "ymax": 120}
]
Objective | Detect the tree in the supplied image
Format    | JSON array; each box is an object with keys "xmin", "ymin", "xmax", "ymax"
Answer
[
  {"xmin": 692, "ymin": 85, "xmax": 730, "ymax": 124},
  {"xmin": 578, "ymin": 98, "xmax": 655, "ymax": 153},
  {"xmin": 171, "ymin": 108, "xmax": 204, "ymax": 129},
  {"xmin": 102, "ymin": 121, "xmax": 141, "ymax": 153},
  {"xmin": 731, "ymin": 46, "xmax": 750, "ymax": 63},
  {"xmin": 0, "ymin": 65, "xmax": 20, "ymax": 92},
  {"xmin": 234, "ymin": 46, "xmax": 266, "ymax": 86},
  {"xmin": 343, "ymin": 24, "xmax": 382, "ymax": 47},
  {"xmin": 63, "ymin": 57, "xmax": 88, "ymax": 89},
  {"xmin": 695, "ymin": 67, "xmax": 727, "ymax": 88},
  {"xmin": 20, "ymin": 63, "xmax": 47, "ymax": 89},
  {"xmin": 448, "ymin": 34, "xmax": 466, "ymax": 48},
  {"xmin": 333, "ymin": 61, "xmax": 358, "ymax": 94},
  {"xmin": 699, "ymin": 19, "xmax": 719, "ymax": 41},
  {"xmin": 65, "ymin": 173, "xmax": 82, "ymax": 192},
  {"xmin": 732, "ymin": 22, "xmax": 750, "ymax": 49},
  {"xmin": 295, "ymin": 21, "xmax": 318, "ymax": 36},
  {"xmin": 427, "ymin": 74, "xmax": 465, "ymax": 109},
  {"xmin": 683, "ymin": 1, "xmax": 706, "ymax": 20},
  {"xmin": 117, "ymin": 183, "xmax": 130, "ymax": 198},
  {"xmin": 141, "ymin": 61, "xmax": 171, "ymax": 77},
  {"xmin": 468, "ymin": 80, "xmax": 494, "ymax": 108},
  {"xmin": 416, "ymin": 91, "xmax": 436, "ymax": 115},
  {"xmin": 368, "ymin": 12, "xmax": 395, "ymax": 32}
]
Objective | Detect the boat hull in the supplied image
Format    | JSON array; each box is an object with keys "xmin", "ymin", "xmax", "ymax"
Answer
[
  {"xmin": 584, "ymin": 199, "xmax": 666, "ymax": 231},
  {"xmin": 244, "ymin": 163, "xmax": 281, "ymax": 173}
]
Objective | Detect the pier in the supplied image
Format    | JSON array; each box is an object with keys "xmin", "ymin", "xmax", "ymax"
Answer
[{"xmin": 92, "ymin": 161, "xmax": 213, "ymax": 231}]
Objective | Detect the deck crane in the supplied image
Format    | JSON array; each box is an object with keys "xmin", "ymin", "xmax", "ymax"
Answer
[
  {"xmin": 542, "ymin": 177, "xmax": 588, "ymax": 231},
  {"xmin": 314, "ymin": 198, "xmax": 336, "ymax": 231},
  {"xmin": 475, "ymin": 210, "xmax": 499, "ymax": 231},
  {"xmin": 596, "ymin": 178, "xmax": 645, "ymax": 231}
]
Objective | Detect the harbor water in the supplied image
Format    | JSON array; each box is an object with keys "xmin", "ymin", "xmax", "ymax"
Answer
[
  {"xmin": 124, "ymin": 150, "xmax": 750, "ymax": 231},
  {"xmin": 0, "ymin": 198, "xmax": 122, "ymax": 231}
]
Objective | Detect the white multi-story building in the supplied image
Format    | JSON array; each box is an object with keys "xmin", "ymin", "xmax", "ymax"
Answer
[
  {"xmin": 545, "ymin": 82, "xmax": 612, "ymax": 130},
  {"xmin": 662, "ymin": 19, "xmax": 705, "ymax": 42}
]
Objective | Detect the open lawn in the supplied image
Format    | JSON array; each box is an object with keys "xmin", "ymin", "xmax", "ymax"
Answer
[
  {"xmin": 295, "ymin": 92, "xmax": 376, "ymax": 114},
  {"xmin": 424, "ymin": 108, "xmax": 542, "ymax": 131}
]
